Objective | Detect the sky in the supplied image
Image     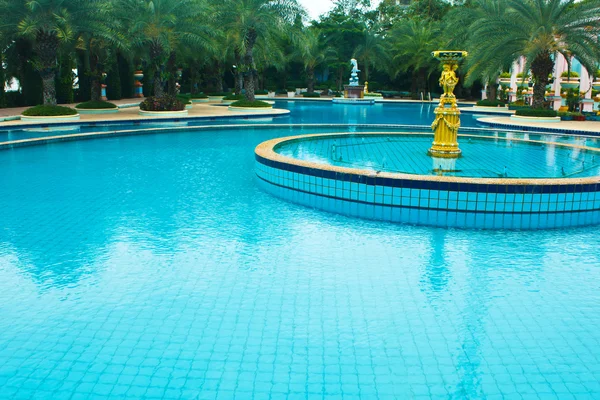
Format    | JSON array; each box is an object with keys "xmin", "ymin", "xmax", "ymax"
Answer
[{"xmin": 299, "ymin": 0, "xmax": 381, "ymax": 21}]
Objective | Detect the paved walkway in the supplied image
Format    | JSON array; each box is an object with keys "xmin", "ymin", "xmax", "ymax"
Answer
[{"xmin": 478, "ymin": 116, "xmax": 600, "ymax": 134}]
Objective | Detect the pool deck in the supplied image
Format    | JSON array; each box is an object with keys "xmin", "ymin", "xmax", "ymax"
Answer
[
  {"xmin": 0, "ymin": 98, "xmax": 289, "ymax": 126},
  {"xmin": 478, "ymin": 116, "xmax": 600, "ymax": 134}
]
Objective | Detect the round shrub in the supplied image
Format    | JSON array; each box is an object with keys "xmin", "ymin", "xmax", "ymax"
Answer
[
  {"xmin": 139, "ymin": 95, "xmax": 185, "ymax": 112},
  {"xmin": 76, "ymin": 100, "xmax": 118, "ymax": 109},
  {"xmin": 223, "ymin": 94, "xmax": 245, "ymax": 101},
  {"xmin": 515, "ymin": 108, "xmax": 557, "ymax": 118},
  {"xmin": 22, "ymin": 105, "xmax": 78, "ymax": 116},
  {"xmin": 176, "ymin": 94, "xmax": 192, "ymax": 104},
  {"xmin": 499, "ymin": 72, "xmax": 511, "ymax": 79},
  {"xmin": 230, "ymin": 100, "xmax": 272, "ymax": 108},
  {"xmin": 561, "ymin": 71, "xmax": 579, "ymax": 78}
]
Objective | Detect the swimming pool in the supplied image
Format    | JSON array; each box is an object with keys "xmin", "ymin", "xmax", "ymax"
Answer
[{"xmin": 1, "ymin": 104, "xmax": 599, "ymax": 399}]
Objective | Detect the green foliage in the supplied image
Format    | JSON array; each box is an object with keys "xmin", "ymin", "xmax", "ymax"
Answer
[
  {"xmin": 230, "ymin": 100, "xmax": 272, "ymax": 107},
  {"xmin": 223, "ymin": 94, "xmax": 245, "ymax": 100},
  {"xmin": 499, "ymin": 72, "xmax": 511, "ymax": 79},
  {"xmin": 462, "ymin": 0, "xmax": 600, "ymax": 109},
  {"xmin": 515, "ymin": 108, "xmax": 557, "ymax": 118},
  {"xmin": 191, "ymin": 93, "xmax": 208, "ymax": 99},
  {"xmin": 476, "ymin": 99, "xmax": 506, "ymax": 107},
  {"xmin": 207, "ymin": 92, "xmax": 231, "ymax": 97},
  {"xmin": 561, "ymin": 71, "xmax": 580, "ymax": 78},
  {"xmin": 139, "ymin": 95, "xmax": 186, "ymax": 111},
  {"xmin": 302, "ymin": 92, "xmax": 320, "ymax": 97},
  {"xmin": 22, "ymin": 105, "xmax": 78, "ymax": 116},
  {"xmin": 176, "ymin": 94, "xmax": 192, "ymax": 104},
  {"xmin": 76, "ymin": 100, "xmax": 117, "ymax": 109}
]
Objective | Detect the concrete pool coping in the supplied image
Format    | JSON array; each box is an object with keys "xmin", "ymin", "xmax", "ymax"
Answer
[
  {"xmin": 478, "ymin": 116, "xmax": 600, "ymax": 135},
  {"xmin": 255, "ymin": 131, "xmax": 600, "ymax": 187}
]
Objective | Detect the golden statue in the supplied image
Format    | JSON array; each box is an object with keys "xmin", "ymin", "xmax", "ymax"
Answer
[
  {"xmin": 429, "ymin": 51, "xmax": 468, "ymax": 159},
  {"xmin": 439, "ymin": 64, "xmax": 458, "ymax": 101}
]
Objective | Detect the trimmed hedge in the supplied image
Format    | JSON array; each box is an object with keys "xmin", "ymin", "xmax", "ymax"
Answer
[
  {"xmin": 207, "ymin": 92, "xmax": 231, "ymax": 96},
  {"xmin": 302, "ymin": 92, "xmax": 321, "ymax": 98},
  {"xmin": 230, "ymin": 100, "xmax": 272, "ymax": 108},
  {"xmin": 223, "ymin": 94, "xmax": 245, "ymax": 101},
  {"xmin": 76, "ymin": 100, "xmax": 117, "ymax": 109},
  {"xmin": 255, "ymin": 90, "xmax": 269, "ymax": 95},
  {"xmin": 22, "ymin": 105, "xmax": 78, "ymax": 116},
  {"xmin": 515, "ymin": 108, "xmax": 557, "ymax": 118},
  {"xmin": 139, "ymin": 95, "xmax": 185, "ymax": 111},
  {"xmin": 191, "ymin": 93, "xmax": 208, "ymax": 99},
  {"xmin": 476, "ymin": 99, "xmax": 506, "ymax": 107},
  {"xmin": 176, "ymin": 94, "xmax": 192, "ymax": 104}
]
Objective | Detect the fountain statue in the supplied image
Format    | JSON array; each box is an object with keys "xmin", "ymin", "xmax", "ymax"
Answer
[
  {"xmin": 332, "ymin": 59, "xmax": 374, "ymax": 104},
  {"xmin": 429, "ymin": 51, "xmax": 468, "ymax": 158},
  {"xmin": 349, "ymin": 59, "xmax": 360, "ymax": 86}
]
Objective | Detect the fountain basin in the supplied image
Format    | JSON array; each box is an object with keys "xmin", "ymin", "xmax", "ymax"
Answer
[{"xmin": 255, "ymin": 132, "xmax": 600, "ymax": 229}]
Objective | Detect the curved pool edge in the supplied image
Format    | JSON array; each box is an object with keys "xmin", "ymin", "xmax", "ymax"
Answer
[{"xmin": 255, "ymin": 132, "xmax": 600, "ymax": 230}]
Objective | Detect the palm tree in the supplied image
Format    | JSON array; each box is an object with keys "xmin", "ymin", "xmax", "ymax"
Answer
[
  {"xmin": 388, "ymin": 18, "xmax": 442, "ymax": 97},
  {"xmin": 291, "ymin": 29, "xmax": 335, "ymax": 93},
  {"xmin": 2, "ymin": 0, "xmax": 111, "ymax": 106},
  {"xmin": 219, "ymin": 0, "xmax": 304, "ymax": 101},
  {"xmin": 120, "ymin": 0, "xmax": 215, "ymax": 98},
  {"xmin": 352, "ymin": 26, "xmax": 389, "ymax": 82},
  {"xmin": 465, "ymin": 0, "xmax": 600, "ymax": 109}
]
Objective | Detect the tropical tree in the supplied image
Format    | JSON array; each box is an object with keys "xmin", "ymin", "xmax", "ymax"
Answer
[
  {"xmin": 219, "ymin": 0, "xmax": 304, "ymax": 101},
  {"xmin": 120, "ymin": 0, "xmax": 215, "ymax": 98},
  {"xmin": 291, "ymin": 29, "xmax": 335, "ymax": 93},
  {"xmin": 353, "ymin": 26, "xmax": 389, "ymax": 82},
  {"xmin": 465, "ymin": 0, "xmax": 600, "ymax": 109},
  {"xmin": 2, "ymin": 0, "xmax": 111, "ymax": 106},
  {"xmin": 388, "ymin": 18, "xmax": 442, "ymax": 97}
]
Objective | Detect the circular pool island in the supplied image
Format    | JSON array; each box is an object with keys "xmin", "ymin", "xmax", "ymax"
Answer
[{"xmin": 256, "ymin": 132, "xmax": 600, "ymax": 229}]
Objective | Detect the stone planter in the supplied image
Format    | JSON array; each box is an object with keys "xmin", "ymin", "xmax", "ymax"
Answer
[
  {"xmin": 221, "ymin": 100, "xmax": 236, "ymax": 105},
  {"xmin": 287, "ymin": 92, "xmax": 295, "ymax": 98},
  {"xmin": 138, "ymin": 110, "xmax": 188, "ymax": 117},
  {"xmin": 510, "ymin": 115, "xmax": 561, "ymax": 123},
  {"xmin": 21, "ymin": 114, "xmax": 81, "ymax": 123},
  {"xmin": 191, "ymin": 98, "xmax": 209, "ymax": 103},
  {"xmin": 499, "ymin": 78, "xmax": 511, "ymax": 88},
  {"xmin": 185, "ymin": 104, "xmax": 193, "ymax": 110},
  {"xmin": 560, "ymin": 78, "xmax": 580, "ymax": 90},
  {"xmin": 75, "ymin": 107, "xmax": 119, "ymax": 114},
  {"xmin": 268, "ymin": 92, "xmax": 276, "ymax": 98},
  {"xmin": 592, "ymin": 81, "xmax": 600, "ymax": 91}
]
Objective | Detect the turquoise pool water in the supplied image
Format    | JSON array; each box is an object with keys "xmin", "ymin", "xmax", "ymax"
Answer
[
  {"xmin": 1, "ymin": 108, "xmax": 600, "ymax": 398},
  {"xmin": 275, "ymin": 134, "xmax": 600, "ymax": 178}
]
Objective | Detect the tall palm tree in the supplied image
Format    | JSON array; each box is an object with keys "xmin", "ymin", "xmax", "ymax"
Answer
[
  {"xmin": 219, "ymin": 0, "xmax": 304, "ymax": 101},
  {"xmin": 388, "ymin": 18, "xmax": 442, "ymax": 97},
  {"xmin": 120, "ymin": 0, "xmax": 215, "ymax": 98},
  {"xmin": 291, "ymin": 29, "xmax": 335, "ymax": 93},
  {"xmin": 2, "ymin": 0, "xmax": 111, "ymax": 106},
  {"xmin": 465, "ymin": 0, "xmax": 600, "ymax": 108},
  {"xmin": 352, "ymin": 26, "xmax": 389, "ymax": 82}
]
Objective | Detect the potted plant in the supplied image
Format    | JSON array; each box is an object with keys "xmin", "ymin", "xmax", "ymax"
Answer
[
  {"xmin": 499, "ymin": 72, "xmax": 511, "ymax": 87},
  {"xmin": 593, "ymin": 70, "xmax": 600, "ymax": 91},
  {"xmin": 287, "ymin": 87, "xmax": 295, "ymax": 98},
  {"xmin": 516, "ymin": 72, "xmax": 530, "ymax": 88},
  {"xmin": 560, "ymin": 71, "xmax": 580, "ymax": 90}
]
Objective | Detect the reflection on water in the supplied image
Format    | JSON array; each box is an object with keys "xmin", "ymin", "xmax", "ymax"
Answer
[{"xmin": 1, "ymin": 126, "xmax": 600, "ymax": 399}]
